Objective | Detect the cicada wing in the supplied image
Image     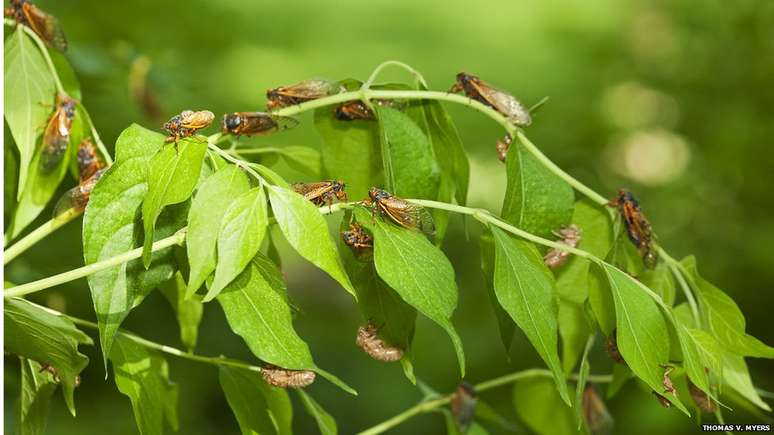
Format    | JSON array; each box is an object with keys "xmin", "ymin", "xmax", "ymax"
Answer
[
  {"xmin": 381, "ymin": 202, "xmax": 436, "ymax": 236},
  {"xmin": 40, "ymin": 116, "xmax": 69, "ymax": 173},
  {"xmin": 417, "ymin": 207, "xmax": 436, "ymax": 236},
  {"xmin": 269, "ymin": 114, "xmax": 300, "ymax": 132},
  {"xmin": 280, "ymin": 79, "xmax": 338, "ymax": 99},
  {"xmin": 478, "ymin": 86, "xmax": 531, "ymax": 126},
  {"xmin": 23, "ymin": 4, "xmax": 67, "ymax": 52},
  {"xmin": 52, "ymin": 186, "xmax": 85, "ymax": 219}
]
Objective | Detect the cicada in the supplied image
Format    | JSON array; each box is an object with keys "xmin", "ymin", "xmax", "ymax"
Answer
[
  {"xmin": 495, "ymin": 134, "xmax": 512, "ymax": 162},
  {"xmin": 342, "ymin": 223, "xmax": 373, "ymax": 249},
  {"xmin": 53, "ymin": 167, "xmax": 106, "ymax": 218},
  {"xmin": 608, "ymin": 189, "xmax": 658, "ymax": 269},
  {"xmin": 292, "ymin": 180, "xmax": 347, "ymax": 207},
  {"xmin": 355, "ymin": 322, "xmax": 404, "ymax": 362},
  {"xmin": 661, "ymin": 365, "xmax": 677, "ymax": 397},
  {"xmin": 76, "ymin": 138, "xmax": 104, "ymax": 182},
  {"xmin": 582, "ymin": 385, "xmax": 613, "ymax": 435},
  {"xmin": 163, "ymin": 110, "xmax": 214, "ymax": 144},
  {"xmin": 260, "ymin": 364, "xmax": 315, "ymax": 389},
  {"xmin": 363, "ymin": 187, "xmax": 435, "ymax": 235},
  {"xmin": 653, "ymin": 392, "xmax": 672, "ymax": 408},
  {"xmin": 450, "ymin": 72, "xmax": 531, "ymax": 126},
  {"xmin": 333, "ymin": 100, "xmax": 374, "ymax": 121},
  {"xmin": 266, "ymin": 79, "xmax": 341, "ymax": 111},
  {"xmin": 605, "ymin": 330, "xmax": 626, "ymax": 365},
  {"xmin": 5, "ymin": 0, "xmax": 67, "ymax": 52},
  {"xmin": 221, "ymin": 112, "xmax": 299, "ymax": 137},
  {"xmin": 450, "ymin": 382, "xmax": 478, "ymax": 433},
  {"xmin": 688, "ymin": 380, "xmax": 717, "ymax": 413},
  {"xmin": 543, "ymin": 224, "xmax": 582, "ymax": 269},
  {"xmin": 40, "ymin": 94, "xmax": 77, "ymax": 172}
]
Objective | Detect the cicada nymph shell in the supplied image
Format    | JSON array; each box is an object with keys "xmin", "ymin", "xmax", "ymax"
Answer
[
  {"xmin": 260, "ymin": 364, "xmax": 316, "ymax": 389},
  {"xmin": 543, "ymin": 224, "xmax": 582, "ymax": 269},
  {"xmin": 355, "ymin": 322, "xmax": 404, "ymax": 362}
]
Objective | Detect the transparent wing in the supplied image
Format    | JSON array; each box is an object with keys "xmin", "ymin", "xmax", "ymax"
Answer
[
  {"xmin": 277, "ymin": 79, "xmax": 337, "ymax": 99},
  {"xmin": 477, "ymin": 85, "xmax": 531, "ymax": 126},
  {"xmin": 24, "ymin": 4, "xmax": 67, "ymax": 52}
]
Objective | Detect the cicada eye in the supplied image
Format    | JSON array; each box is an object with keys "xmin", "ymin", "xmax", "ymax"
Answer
[{"xmin": 224, "ymin": 114, "xmax": 241, "ymax": 130}]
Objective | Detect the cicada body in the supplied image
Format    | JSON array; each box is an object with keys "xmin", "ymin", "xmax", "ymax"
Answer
[
  {"xmin": 41, "ymin": 94, "xmax": 77, "ymax": 172},
  {"xmin": 266, "ymin": 79, "xmax": 340, "ymax": 110},
  {"xmin": 53, "ymin": 168, "xmax": 106, "ymax": 218},
  {"xmin": 365, "ymin": 187, "xmax": 435, "ymax": 235},
  {"xmin": 334, "ymin": 100, "xmax": 374, "ymax": 121},
  {"xmin": 688, "ymin": 381, "xmax": 717, "ymax": 413},
  {"xmin": 450, "ymin": 382, "xmax": 478, "ymax": 433},
  {"xmin": 221, "ymin": 112, "xmax": 298, "ymax": 137},
  {"xmin": 76, "ymin": 138, "xmax": 104, "ymax": 182},
  {"xmin": 450, "ymin": 72, "xmax": 531, "ymax": 126},
  {"xmin": 163, "ymin": 110, "xmax": 214, "ymax": 143},
  {"xmin": 582, "ymin": 385, "xmax": 613, "ymax": 435},
  {"xmin": 495, "ymin": 134, "xmax": 512, "ymax": 162},
  {"xmin": 260, "ymin": 365, "xmax": 315, "ymax": 389},
  {"xmin": 608, "ymin": 189, "xmax": 658, "ymax": 269},
  {"xmin": 543, "ymin": 224, "xmax": 582, "ymax": 269},
  {"xmin": 605, "ymin": 330, "xmax": 626, "ymax": 365},
  {"xmin": 355, "ymin": 322, "xmax": 404, "ymax": 362},
  {"xmin": 5, "ymin": 0, "xmax": 67, "ymax": 52},
  {"xmin": 342, "ymin": 223, "xmax": 373, "ymax": 260},
  {"xmin": 292, "ymin": 180, "xmax": 347, "ymax": 207}
]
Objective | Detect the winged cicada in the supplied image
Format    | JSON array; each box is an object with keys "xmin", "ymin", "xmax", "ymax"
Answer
[
  {"xmin": 53, "ymin": 167, "xmax": 106, "ymax": 218},
  {"xmin": 450, "ymin": 72, "xmax": 531, "ymax": 126},
  {"xmin": 5, "ymin": 0, "xmax": 67, "ymax": 52},
  {"xmin": 363, "ymin": 187, "xmax": 435, "ymax": 235},
  {"xmin": 450, "ymin": 382, "xmax": 478, "ymax": 433},
  {"xmin": 608, "ymin": 189, "xmax": 658, "ymax": 268},
  {"xmin": 266, "ymin": 79, "xmax": 341, "ymax": 111},
  {"xmin": 221, "ymin": 112, "xmax": 299, "ymax": 137},
  {"xmin": 163, "ymin": 110, "xmax": 214, "ymax": 144},
  {"xmin": 333, "ymin": 99, "xmax": 405, "ymax": 121},
  {"xmin": 40, "ymin": 94, "xmax": 77, "ymax": 172},
  {"xmin": 76, "ymin": 138, "xmax": 104, "ymax": 182},
  {"xmin": 292, "ymin": 180, "xmax": 347, "ymax": 208}
]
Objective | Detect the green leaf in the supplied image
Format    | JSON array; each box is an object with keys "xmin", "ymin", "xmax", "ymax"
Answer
[
  {"xmin": 279, "ymin": 145, "xmax": 322, "ymax": 177},
  {"xmin": 513, "ymin": 377, "xmax": 575, "ymax": 435},
  {"xmin": 501, "ymin": 143, "xmax": 574, "ymax": 239},
  {"xmin": 587, "ymin": 264, "xmax": 615, "ymax": 336},
  {"xmin": 110, "ymin": 335, "xmax": 179, "ymax": 435},
  {"xmin": 159, "ymin": 272, "xmax": 203, "ymax": 352},
  {"xmin": 673, "ymin": 304, "xmax": 722, "ymax": 396},
  {"xmin": 441, "ymin": 408, "xmax": 490, "ymax": 435},
  {"xmin": 314, "ymin": 106, "xmax": 381, "ymax": 200},
  {"xmin": 606, "ymin": 364, "xmax": 633, "ymax": 398},
  {"xmin": 19, "ymin": 358, "xmax": 58, "ymax": 435},
  {"xmin": 640, "ymin": 262, "xmax": 676, "ymax": 307},
  {"xmin": 142, "ymin": 138, "xmax": 206, "ymax": 267},
  {"xmin": 722, "ymin": 353, "xmax": 771, "ymax": 411},
  {"xmin": 4, "ymin": 27, "xmax": 56, "ymax": 197},
  {"xmin": 600, "ymin": 263, "xmax": 689, "ymax": 414},
  {"xmin": 355, "ymin": 207, "xmax": 465, "ymax": 376},
  {"xmin": 4, "ymin": 298, "xmax": 92, "ymax": 415},
  {"xmin": 217, "ymin": 254, "xmax": 355, "ymax": 394},
  {"xmin": 681, "ymin": 256, "xmax": 774, "ymax": 358},
  {"xmin": 219, "ymin": 366, "xmax": 293, "ymax": 435},
  {"xmin": 556, "ymin": 199, "xmax": 614, "ymax": 371},
  {"xmin": 479, "ymin": 232, "xmax": 515, "ymax": 355},
  {"xmin": 490, "ymin": 226, "xmax": 569, "ymax": 405},
  {"xmin": 297, "ymin": 390, "xmax": 337, "ymax": 435},
  {"xmin": 186, "ymin": 165, "xmax": 251, "ymax": 296},
  {"xmin": 83, "ymin": 124, "xmax": 167, "ymax": 367},
  {"xmin": 268, "ymin": 185, "xmax": 355, "ymax": 298},
  {"xmin": 4, "ymin": 141, "xmax": 19, "ymax": 224},
  {"xmin": 574, "ymin": 335, "xmax": 594, "ymax": 430},
  {"xmin": 376, "ymin": 105, "xmax": 440, "ymax": 201},
  {"xmin": 206, "ymin": 187, "xmax": 269, "ymax": 301}
]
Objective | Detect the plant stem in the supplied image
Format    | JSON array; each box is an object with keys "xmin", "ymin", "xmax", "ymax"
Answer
[
  {"xmin": 207, "ymin": 136, "xmax": 265, "ymax": 183},
  {"xmin": 30, "ymin": 302, "xmax": 264, "ymax": 373},
  {"xmin": 357, "ymin": 368, "xmax": 612, "ymax": 435},
  {"xmin": 362, "ymin": 60, "xmax": 428, "ymax": 90},
  {"xmin": 76, "ymin": 103, "xmax": 113, "ymax": 165},
  {"xmin": 4, "ymin": 208, "xmax": 82, "ymax": 264},
  {"xmin": 4, "ymin": 229, "xmax": 187, "ymax": 298},
  {"xmin": 661, "ymin": 248, "xmax": 701, "ymax": 323}
]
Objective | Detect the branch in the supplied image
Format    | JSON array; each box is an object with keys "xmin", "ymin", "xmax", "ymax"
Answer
[
  {"xmin": 4, "ymin": 208, "xmax": 81, "ymax": 264},
  {"xmin": 357, "ymin": 368, "xmax": 612, "ymax": 435}
]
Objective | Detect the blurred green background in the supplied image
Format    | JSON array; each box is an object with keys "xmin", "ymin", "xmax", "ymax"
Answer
[{"xmin": 4, "ymin": 0, "xmax": 774, "ymax": 433}]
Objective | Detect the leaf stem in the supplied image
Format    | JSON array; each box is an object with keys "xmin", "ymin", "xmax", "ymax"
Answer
[
  {"xmin": 30, "ymin": 301, "xmax": 265, "ymax": 373},
  {"xmin": 362, "ymin": 60, "xmax": 428, "ymax": 90},
  {"xmin": 4, "ymin": 208, "xmax": 81, "ymax": 264},
  {"xmin": 76, "ymin": 102, "xmax": 113, "ymax": 165},
  {"xmin": 4, "ymin": 229, "xmax": 187, "ymax": 298},
  {"xmin": 357, "ymin": 368, "xmax": 612, "ymax": 435},
  {"xmin": 661, "ymin": 248, "xmax": 701, "ymax": 323}
]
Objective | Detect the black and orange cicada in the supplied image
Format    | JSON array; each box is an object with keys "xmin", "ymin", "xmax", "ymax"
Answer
[
  {"xmin": 450, "ymin": 382, "xmax": 478, "ymax": 433},
  {"xmin": 342, "ymin": 222, "xmax": 373, "ymax": 260},
  {"xmin": 450, "ymin": 72, "xmax": 531, "ymax": 126},
  {"xmin": 40, "ymin": 94, "xmax": 77, "ymax": 172},
  {"xmin": 53, "ymin": 138, "xmax": 107, "ymax": 218},
  {"xmin": 163, "ymin": 110, "xmax": 214, "ymax": 144},
  {"xmin": 363, "ymin": 187, "xmax": 435, "ymax": 235},
  {"xmin": 76, "ymin": 138, "xmax": 104, "ymax": 182},
  {"xmin": 266, "ymin": 79, "xmax": 341, "ymax": 111},
  {"xmin": 608, "ymin": 189, "xmax": 658, "ymax": 268},
  {"xmin": 221, "ymin": 112, "xmax": 299, "ymax": 137},
  {"xmin": 333, "ymin": 99, "xmax": 405, "ymax": 121},
  {"xmin": 5, "ymin": 0, "xmax": 67, "ymax": 52},
  {"xmin": 292, "ymin": 180, "xmax": 347, "ymax": 207}
]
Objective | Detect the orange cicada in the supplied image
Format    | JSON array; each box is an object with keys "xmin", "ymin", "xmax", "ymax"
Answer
[
  {"xmin": 355, "ymin": 322, "xmax": 403, "ymax": 362},
  {"xmin": 333, "ymin": 100, "xmax": 374, "ymax": 121},
  {"xmin": 163, "ymin": 110, "xmax": 214, "ymax": 143},
  {"xmin": 292, "ymin": 180, "xmax": 347, "ymax": 207},
  {"xmin": 363, "ymin": 187, "xmax": 435, "ymax": 235},
  {"xmin": 221, "ymin": 112, "xmax": 299, "ymax": 137},
  {"xmin": 53, "ymin": 167, "xmax": 106, "ymax": 218},
  {"xmin": 608, "ymin": 189, "xmax": 658, "ymax": 268},
  {"xmin": 342, "ymin": 223, "xmax": 373, "ymax": 250},
  {"xmin": 76, "ymin": 138, "xmax": 104, "ymax": 182},
  {"xmin": 266, "ymin": 79, "xmax": 341, "ymax": 111},
  {"xmin": 450, "ymin": 72, "xmax": 531, "ymax": 126},
  {"xmin": 40, "ymin": 94, "xmax": 77, "ymax": 172},
  {"xmin": 5, "ymin": 0, "xmax": 67, "ymax": 52}
]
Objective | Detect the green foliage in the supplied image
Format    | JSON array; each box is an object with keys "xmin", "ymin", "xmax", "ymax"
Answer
[
  {"xmin": 513, "ymin": 377, "xmax": 575, "ymax": 435},
  {"xmin": 4, "ymin": 298, "xmax": 92, "ymax": 415},
  {"xmin": 110, "ymin": 335, "xmax": 179, "ymax": 435},
  {"xmin": 298, "ymin": 390, "xmax": 338, "ymax": 435},
  {"xmin": 159, "ymin": 272, "xmax": 203, "ymax": 352},
  {"xmin": 19, "ymin": 358, "xmax": 58, "ymax": 435},
  {"xmin": 219, "ymin": 366, "xmax": 293, "ymax": 435}
]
